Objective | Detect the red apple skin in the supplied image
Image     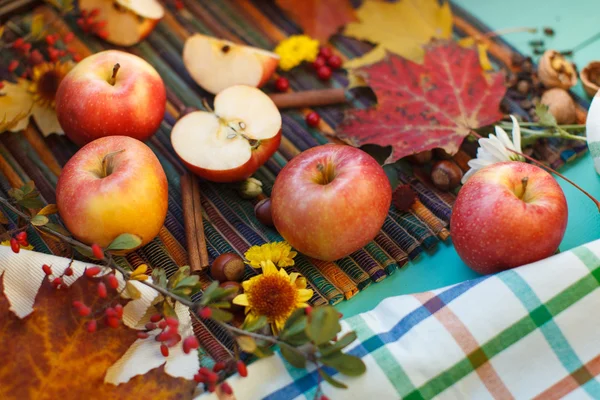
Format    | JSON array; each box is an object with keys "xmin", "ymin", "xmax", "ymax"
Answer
[
  {"xmin": 450, "ymin": 161, "xmax": 568, "ymax": 274},
  {"xmin": 271, "ymin": 144, "xmax": 392, "ymax": 261},
  {"xmin": 55, "ymin": 50, "xmax": 166, "ymax": 146},
  {"xmin": 55, "ymin": 136, "xmax": 168, "ymax": 251},
  {"xmin": 181, "ymin": 131, "xmax": 281, "ymax": 183},
  {"xmin": 257, "ymin": 55, "xmax": 279, "ymax": 88}
]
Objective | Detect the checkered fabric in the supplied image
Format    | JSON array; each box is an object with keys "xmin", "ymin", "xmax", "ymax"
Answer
[{"xmin": 202, "ymin": 240, "xmax": 600, "ymax": 399}]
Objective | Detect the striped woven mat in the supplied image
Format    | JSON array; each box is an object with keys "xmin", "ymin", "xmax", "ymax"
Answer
[{"xmin": 0, "ymin": 0, "xmax": 589, "ymax": 363}]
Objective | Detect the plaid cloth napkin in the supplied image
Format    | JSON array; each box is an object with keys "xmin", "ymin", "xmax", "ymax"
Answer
[{"xmin": 203, "ymin": 240, "xmax": 600, "ymax": 399}]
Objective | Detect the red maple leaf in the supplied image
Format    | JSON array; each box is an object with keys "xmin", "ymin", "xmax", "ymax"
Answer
[{"xmin": 337, "ymin": 41, "xmax": 506, "ymax": 163}]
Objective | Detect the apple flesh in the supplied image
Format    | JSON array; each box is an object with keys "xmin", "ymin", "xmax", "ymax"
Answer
[
  {"xmin": 55, "ymin": 50, "xmax": 166, "ymax": 146},
  {"xmin": 450, "ymin": 161, "xmax": 568, "ymax": 274},
  {"xmin": 79, "ymin": 0, "xmax": 164, "ymax": 47},
  {"xmin": 56, "ymin": 136, "xmax": 168, "ymax": 251},
  {"xmin": 171, "ymin": 85, "xmax": 282, "ymax": 182},
  {"xmin": 183, "ymin": 34, "xmax": 279, "ymax": 95},
  {"xmin": 271, "ymin": 144, "xmax": 392, "ymax": 261}
]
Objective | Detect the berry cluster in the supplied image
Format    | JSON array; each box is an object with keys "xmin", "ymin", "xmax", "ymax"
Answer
[
  {"xmin": 312, "ymin": 46, "xmax": 342, "ymax": 81},
  {"xmin": 141, "ymin": 313, "xmax": 199, "ymax": 357},
  {"xmin": 76, "ymin": 8, "xmax": 108, "ymax": 40},
  {"xmin": 9, "ymin": 231, "xmax": 28, "ymax": 253},
  {"xmin": 191, "ymin": 359, "xmax": 247, "ymax": 394}
]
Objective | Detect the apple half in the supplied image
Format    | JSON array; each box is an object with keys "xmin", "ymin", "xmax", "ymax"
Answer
[
  {"xmin": 79, "ymin": 0, "xmax": 164, "ymax": 47},
  {"xmin": 183, "ymin": 34, "xmax": 280, "ymax": 95},
  {"xmin": 171, "ymin": 85, "xmax": 282, "ymax": 182}
]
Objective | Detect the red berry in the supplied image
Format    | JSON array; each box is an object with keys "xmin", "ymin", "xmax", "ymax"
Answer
[
  {"xmin": 156, "ymin": 331, "xmax": 169, "ymax": 342},
  {"xmin": 175, "ymin": 0, "xmax": 184, "ymax": 10},
  {"xmin": 317, "ymin": 65, "xmax": 332, "ymax": 80},
  {"xmin": 114, "ymin": 304, "xmax": 123, "ymax": 318},
  {"xmin": 42, "ymin": 264, "xmax": 52, "ymax": 275},
  {"xmin": 160, "ymin": 344, "xmax": 169, "ymax": 357},
  {"xmin": 182, "ymin": 336, "xmax": 199, "ymax": 354},
  {"xmin": 58, "ymin": 50, "xmax": 67, "ymax": 57},
  {"xmin": 199, "ymin": 307, "xmax": 212, "ymax": 319},
  {"xmin": 158, "ymin": 320, "xmax": 167, "ymax": 330},
  {"xmin": 76, "ymin": 18, "xmax": 85, "ymax": 29},
  {"xmin": 7, "ymin": 59, "xmax": 18, "ymax": 73},
  {"xmin": 97, "ymin": 282, "xmax": 107, "ymax": 298},
  {"xmin": 86, "ymin": 320, "xmax": 97, "ymax": 333},
  {"xmin": 220, "ymin": 382, "xmax": 233, "ymax": 395},
  {"xmin": 91, "ymin": 244, "xmax": 104, "ymax": 259},
  {"xmin": 16, "ymin": 231, "xmax": 27, "ymax": 243},
  {"xmin": 105, "ymin": 307, "xmax": 117, "ymax": 318},
  {"xmin": 0, "ymin": 81, "xmax": 4, "ymax": 89},
  {"xmin": 312, "ymin": 55, "xmax": 326, "ymax": 70},
  {"xmin": 164, "ymin": 333, "xmax": 182, "ymax": 348},
  {"xmin": 150, "ymin": 314, "xmax": 162, "ymax": 323},
  {"xmin": 236, "ymin": 360, "xmax": 248, "ymax": 377},
  {"xmin": 73, "ymin": 300, "xmax": 84, "ymax": 309},
  {"xmin": 305, "ymin": 306, "xmax": 313, "ymax": 316},
  {"xmin": 137, "ymin": 331, "xmax": 149, "ymax": 339},
  {"xmin": 213, "ymin": 361, "xmax": 226, "ymax": 373},
  {"xmin": 78, "ymin": 305, "xmax": 91, "ymax": 317},
  {"xmin": 327, "ymin": 54, "xmax": 342, "ymax": 69},
  {"xmin": 72, "ymin": 53, "xmax": 82, "ymax": 62},
  {"xmin": 193, "ymin": 373, "xmax": 205, "ymax": 383},
  {"xmin": 64, "ymin": 267, "xmax": 74, "ymax": 276},
  {"xmin": 85, "ymin": 266, "xmax": 102, "ymax": 277},
  {"xmin": 145, "ymin": 322, "xmax": 157, "ymax": 331},
  {"xmin": 95, "ymin": 20, "xmax": 108, "ymax": 29},
  {"xmin": 106, "ymin": 316, "xmax": 120, "ymax": 328},
  {"xmin": 320, "ymin": 396, "xmax": 330, "ymax": 400},
  {"xmin": 45, "ymin": 35, "xmax": 56, "ymax": 46},
  {"xmin": 10, "ymin": 238, "xmax": 19, "ymax": 253},
  {"xmin": 318, "ymin": 47, "xmax": 333, "ymax": 58},
  {"xmin": 107, "ymin": 274, "xmax": 119, "ymax": 289},
  {"xmin": 89, "ymin": 8, "xmax": 101, "ymax": 17},
  {"xmin": 208, "ymin": 384, "xmax": 216, "ymax": 393},
  {"xmin": 97, "ymin": 30, "xmax": 109, "ymax": 40},
  {"xmin": 12, "ymin": 38, "xmax": 24, "ymax": 49},
  {"xmin": 52, "ymin": 277, "xmax": 63, "ymax": 288},
  {"xmin": 64, "ymin": 32, "xmax": 75, "ymax": 43},
  {"xmin": 21, "ymin": 43, "xmax": 32, "ymax": 54},
  {"xmin": 29, "ymin": 50, "xmax": 44, "ymax": 65},
  {"xmin": 305, "ymin": 112, "xmax": 320, "ymax": 127},
  {"xmin": 165, "ymin": 317, "xmax": 179, "ymax": 328},
  {"xmin": 48, "ymin": 47, "xmax": 59, "ymax": 61},
  {"xmin": 206, "ymin": 371, "xmax": 219, "ymax": 384},
  {"xmin": 275, "ymin": 77, "xmax": 289, "ymax": 92}
]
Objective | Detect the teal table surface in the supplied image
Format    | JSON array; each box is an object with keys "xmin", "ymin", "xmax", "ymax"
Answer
[{"xmin": 337, "ymin": 0, "xmax": 600, "ymax": 318}]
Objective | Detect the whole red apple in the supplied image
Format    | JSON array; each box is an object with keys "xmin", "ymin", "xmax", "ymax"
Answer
[
  {"xmin": 450, "ymin": 161, "xmax": 568, "ymax": 274},
  {"xmin": 56, "ymin": 136, "xmax": 168, "ymax": 251},
  {"xmin": 271, "ymin": 144, "xmax": 391, "ymax": 261},
  {"xmin": 55, "ymin": 50, "xmax": 166, "ymax": 146}
]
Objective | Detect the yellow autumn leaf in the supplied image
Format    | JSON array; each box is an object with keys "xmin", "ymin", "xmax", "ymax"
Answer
[
  {"xmin": 37, "ymin": 204, "xmax": 58, "ymax": 216},
  {"xmin": 0, "ymin": 80, "xmax": 34, "ymax": 134},
  {"xmin": 344, "ymin": 0, "xmax": 452, "ymax": 68},
  {"xmin": 30, "ymin": 14, "xmax": 45, "ymax": 39},
  {"xmin": 458, "ymin": 37, "xmax": 493, "ymax": 71},
  {"xmin": 125, "ymin": 281, "xmax": 142, "ymax": 299},
  {"xmin": 0, "ymin": 25, "xmax": 5, "ymax": 40},
  {"xmin": 130, "ymin": 264, "xmax": 149, "ymax": 281}
]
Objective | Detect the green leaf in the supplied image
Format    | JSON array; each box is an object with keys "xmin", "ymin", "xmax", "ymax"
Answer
[
  {"xmin": 208, "ymin": 301, "xmax": 231, "ymax": 309},
  {"xmin": 21, "ymin": 181, "xmax": 35, "ymax": 195},
  {"xmin": 175, "ymin": 275, "xmax": 199, "ymax": 289},
  {"xmin": 283, "ymin": 308, "xmax": 306, "ymax": 331},
  {"xmin": 168, "ymin": 265, "xmax": 191, "ymax": 289},
  {"xmin": 280, "ymin": 346, "xmax": 306, "ymax": 368},
  {"xmin": 44, "ymin": 222, "xmax": 71, "ymax": 237},
  {"xmin": 30, "ymin": 215, "xmax": 48, "ymax": 226},
  {"xmin": 151, "ymin": 268, "xmax": 167, "ymax": 288},
  {"xmin": 253, "ymin": 345, "xmax": 275, "ymax": 358},
  {"xmin": 106, "ymin": 233, "xmax": 142, "ymax": 251},
  {"xmin": 536, "ymin": 103, "xmax": 558, "ymax": 126},
  {"xmin": 305, "ymin": 307, "xmax": 341, "ymax": 345},
  {"xmin": 283, "ymin": 331, "xmax": 310, "ymax": 346},
  {"xmin": 162, "ymin": 299, "xmax": 178, "ymax": 319},
  {"xmin": 318, "ymin": 369, "xmax": 347, "ymax": 389},
  {"xmin": 319, "ymin": 331, "xmax": 358, "ymax": 356},
  {"xmin": 241, "ymin": 315, "xmax": 267, "ymax": 332},
  {"xmin": 18, "ymin": 197, "xmax": 44, "ymax": 210},
  {"xmin": 236, "ymin": 336, "xmax": 257, "ymax": 353},
  {"xmin": 8, "ymin": 188, "xmax": 24, "ymax": 201},
  {"xmin": 209, "ymin": 307, "xmax": 233, "ymax": 322},
  {"xmin": 74, "ymin": 245, "xmax": 94, "ymax": 258},
  {"xmin": 125, "ymin": 281, "xmax": 142, "ymax": 299},
  {"xmin": 200, "ymin": 281, "xmax": 220, "ymax": 305},
  {"xmin": 171, "ymin": 287, "xmax": 193, "ymax": 298},
  {"xmin": 320, "ymin": 353, "xmax": 366, "ymax": 377}
]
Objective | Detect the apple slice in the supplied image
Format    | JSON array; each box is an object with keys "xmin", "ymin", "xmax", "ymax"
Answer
[
  {"xmin": 183, "ymin": 34, "xmax": 280, "ymax": 95},
  {"xmin": 79, "ymin": 0, "xmax": 164, "ymax": 47},
  {"xmin": 171, "ymin": 85, "xmax": 282, "ymax": 182}
]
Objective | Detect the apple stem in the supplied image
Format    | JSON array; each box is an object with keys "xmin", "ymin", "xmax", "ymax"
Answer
[
  {"xmin": 100, "ymin": 149, "xmax": 125, "ymax": 178},
  {"xmin": 109, "ymin": 63, "xmax": 120, "ymax": 86},
  {"xmin": 521, "ymin": 177, "xmax": 529, "ymax": 194},
  {"xmin": 470, "ymin": 130, "xmax": 600, "ymax": 212},
  {"xmin": 201, "ymin": 98, "xmax": 213, "ymax": 113}
]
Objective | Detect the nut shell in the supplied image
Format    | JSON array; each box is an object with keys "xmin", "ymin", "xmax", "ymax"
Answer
[
  {"xmin": 431, "ymin": 160, "xmax": 463, "ymax": 191},
  {"xmin": 210, "ymin": 253, "xmax": 245, "ymax": 283},
  {"xmin": 538, "ymin": 50, "xmax": 577, "ymax": 90},
  {"xmin": 254, "ymin": 198, "xmax": 274, "ymax": 226},
  {"xmin": 540, "ymin": 88, "xmax": 577, "ymax": 124},
  {"xmin": 581, "ymin": 61, "xmax": 600, "ymax": 97}
]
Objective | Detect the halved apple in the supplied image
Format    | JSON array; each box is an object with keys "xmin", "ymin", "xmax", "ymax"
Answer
[
  {"xmin": 171, "ymin": 85, "xmax": 282, "ymax": 182},
  {"xmin": 183, "ymin": 34, "xmax": 280, "ymax": 95},
  {"xmin": 79, "ymin": 0, "xmax": 164, "ymax": 47}
]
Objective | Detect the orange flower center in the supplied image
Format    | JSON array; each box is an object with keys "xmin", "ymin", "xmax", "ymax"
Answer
[{"xmin": 246, "ymin": 274, "xmax": 298, "ymax": 320}]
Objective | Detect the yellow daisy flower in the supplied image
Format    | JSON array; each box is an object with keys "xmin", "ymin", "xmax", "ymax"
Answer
[
  {"xmin": 245, "ymin": 241, "xmax": 297, "ymax": 268},
  {"xmin": 274, "ymin": 35, "xmax": 319, "ymax": 71},
  {"xmin": 233, "ymin": 260, "xmax": 312, "ymax": 334}
]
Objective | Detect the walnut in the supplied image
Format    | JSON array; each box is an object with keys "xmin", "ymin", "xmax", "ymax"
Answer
[
  {"xmin": 580, "ymin": 61, "xmax": 600, "ymax": 97},
  {"xmin": 540, "ymin": 88, "xmax": 577, "ymax": 124},
  {"xmin": 538, "ymin": 50, "xmax": 577, "ymax": 90}
]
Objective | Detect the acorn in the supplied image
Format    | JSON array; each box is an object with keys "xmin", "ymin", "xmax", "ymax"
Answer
[
  {"xmin": 254, "ymin": 198, "xmax": 273, "ymax": 226},
  {"xmin": 431, "ymin": 160, "xmax": 463, "ymax": 191},
  {"xmin": 210, "ymin": 253, "xmax": 245, "ymax": 283}
]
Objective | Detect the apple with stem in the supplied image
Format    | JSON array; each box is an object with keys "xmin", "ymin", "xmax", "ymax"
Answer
[
  {"xmin": 56, "ymin": 136, "xmax": 168, "ymax": 251},
  {"xmin": 183, "ymin": 34, "xmax": 279, "ymax": 95},
  {"xmin": 450, "ymin": 161, "xmax": 568, "ymax": 274},
  {"xmin": 56, "ymin": 50, "xmax": 166, "ymax": 146},
  {"xmin": 171, "ymin": 85, "xmax": 282, "ymax": 182},
  {"xmin": 271, "ymin": 144, "xmax": 392, "ymax": 261}
]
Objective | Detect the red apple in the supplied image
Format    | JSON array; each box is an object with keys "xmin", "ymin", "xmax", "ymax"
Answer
[
  {"xmin": 183, "ymin": 34, "xmax": 279, "ymax": 95},
  {"xmin": 171, "ymin": 85, "xmax": 281, "ymax": 182},
  {"xmin": 55, "ymin": 50, "xmax": 166, "ymax": 146},
  {"xmin": 271, "ymin": 144, "xmax": 392, "ymax": 261},
  {"xmin": 56, "ymin": 136, "xmax": 168, "ymax": 251},
  {"xmin": 450, "ymin": 161, "xmax": 568, "ymax": 274}
]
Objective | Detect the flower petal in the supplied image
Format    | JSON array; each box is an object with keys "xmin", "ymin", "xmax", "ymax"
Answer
[
  {"xmin": 32, "ymin": 104, "xmax": 63, "ymax": 136},
  {"xmin": 479, "ymin": 137, "xmax": 509, "ymax": 161},
  {"xmin": 509, "ymin": 115, "xmax": 524, "ymax": 156},
  {"xmin": 233, "ymin": 294, "xmax": 249, "ymax": 306},
  {"xmin": 261, "ymin": 260, "xmax": 277, "ymax": 275},
  {"xmin": 297, "ymin": 289, "xmax": 313, "ymax": 303},
  {"xmin": 494, "ymin": 125, "xmax": 515, "ymax": 150}
]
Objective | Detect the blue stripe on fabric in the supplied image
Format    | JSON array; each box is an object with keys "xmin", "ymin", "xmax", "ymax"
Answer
[{"xmin": 263, "ymin": 276, "xmax": 490, "ymax": 400}]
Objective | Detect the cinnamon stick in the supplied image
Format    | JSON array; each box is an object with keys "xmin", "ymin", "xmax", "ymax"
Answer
[
  {"xmin": 269, "ymin": 88, "xmax": 347, "ymax": 109},
  {"xmin": 180, "ymin": 172, "xmax": 210, "ymax": 272}
]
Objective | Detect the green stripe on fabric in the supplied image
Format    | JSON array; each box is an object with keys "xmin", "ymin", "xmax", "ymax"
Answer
[{"xmin": 409, "ymin": 244, "xmax": 600, "ymax": 399}]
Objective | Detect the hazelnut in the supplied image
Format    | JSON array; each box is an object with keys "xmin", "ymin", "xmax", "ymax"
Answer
[
  {"xmin": 580, "ymin": 61, "xmax": 600, "ymax": 97},
  {"xmin": 431, "ymin": 160, "xmax": 463, "ymax": 191},
  {"xmin": 254, "ymin": 198, "xmax": 273, "ymax": 226},
  {"xmin": 540, "ymin": 88, "xmax": 577, "ymax": 124},
  {"xmin": 407, "ymin": 150, "xmax": 432, "ymax": 165},
  {"xmin": 210, "ymin": 253, "xmax": 245, "ymax": 283},
  {"xmin": 538, "ymin": 50, "xmax": 577, "ymax": 90}
]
